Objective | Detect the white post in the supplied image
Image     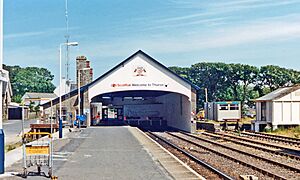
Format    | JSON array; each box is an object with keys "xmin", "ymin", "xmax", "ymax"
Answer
[
  {"xmin": 78, "ymin": 69, "xmax": 80, "ymax": 129},
  {"xmin": 59, "ymin": 45, "xmax": 62, "ymax": 125},
  {"xmin": 21, "ymin": 106, "xmax": 26, "ymax": 170},
  {"xmin": 58, "ymin": 44, "xmax": 63, "ymax": 138},
  {"xmin": 0, "ymin": 0, "xmax": 3, "ymax": 130},
  {"xmin": 0, "ymin": 0, "xmax": 4, "ymax": 174}
]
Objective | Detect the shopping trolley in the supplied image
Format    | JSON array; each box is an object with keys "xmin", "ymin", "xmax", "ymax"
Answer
[{"xmin": 22, "ymin": 132, "xmax": 53, "ymax": 178}]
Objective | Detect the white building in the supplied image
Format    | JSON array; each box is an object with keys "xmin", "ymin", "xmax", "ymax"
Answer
[
  {"xmin": 42, "ymin": 50, "xmax": 199, "ymax": 132},
  {"xmin": 252, "ymin": 85, "xmax": 300, "ymax": 132},
  {"xmin": 204, "ymin": 101, "xmax": 241, "ymax": 121},
  {"xmin": 22, "ymin": 92, "xmax": 57, "ymax": 106}
]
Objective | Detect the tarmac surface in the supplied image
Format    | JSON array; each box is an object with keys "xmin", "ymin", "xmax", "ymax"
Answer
[
  {"xmin": 3, "ymin": 119, "xmax": 37, "ymax": 145},
  {"xmin": 3, "ymin": 127, "xmax": 173, "ymax": 180}
]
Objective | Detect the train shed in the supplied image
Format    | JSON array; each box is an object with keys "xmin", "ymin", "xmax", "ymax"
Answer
[{"xmin": 42, "ymin": 50, "xmax": 199, "ymax": 132}]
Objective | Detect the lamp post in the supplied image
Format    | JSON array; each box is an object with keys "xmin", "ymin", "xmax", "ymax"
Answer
[
  {"xmin": 59, "ymin": 42, "xmax": 78, "ymax": 138},
  {"xmin": 77, "ymin": 67, "xmax": 90, "ymax": 129},
  {"xmin": 0, "ymin": 0, "xmax": 5, "ymax": 174}
]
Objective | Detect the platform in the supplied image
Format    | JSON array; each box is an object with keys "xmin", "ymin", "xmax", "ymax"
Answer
[
  {"xmin": 3, "ymin": 126, "xmax": 201, "ymax": 179},
  {"xmin": 54, "ymin": 127, "xmax": 201, "ymax": 179}
]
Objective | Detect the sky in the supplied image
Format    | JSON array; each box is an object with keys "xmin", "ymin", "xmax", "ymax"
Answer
[{"xmin": 3, "ymin": 0, "xmax": 300, "ymax": 86}]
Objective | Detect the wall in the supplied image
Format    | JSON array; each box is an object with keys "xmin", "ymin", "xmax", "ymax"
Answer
[
  {"xmin": 216, "ymin": 104, "xmax": 241, "ymax": 121},
  {"xmin": 123, "ymin": 104, "xmax": 164, "ymax": 119},
  {"xmin": 273, "ymin": 101, "xmax": 300, "ymax": 125},
  {"xmin": 256, "ymin": 102, "xmax": 261, "ymax": 121},
  {"xmin": 205, "ymin": 102, "xmax": 240, "ymax": 121},
  {"xmin": 88, "ymin": 54, "xmax": 192, "ymax": 102},
  {"xmin": 157, "ymin": 93, "xmax": 191, "ymax": 132},
  {"xmin": 276, "ymin": 89, "xmax": 300, "ymax": 101}
]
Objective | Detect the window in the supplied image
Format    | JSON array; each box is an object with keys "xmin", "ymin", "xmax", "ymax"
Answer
[
  {"xmin": 261, "ymin": 102, "xmax": 266, "ymax": 121},
  {"xmin": 219, "ymin": 104, "xmax": 228, "ymax": 110},
  {"xmin": 230, "ymin": 104, "xmax": 239, "ymax": 110}
]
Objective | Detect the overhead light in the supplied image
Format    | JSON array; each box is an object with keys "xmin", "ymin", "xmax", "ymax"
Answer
[{"xmin": 67, "ymin": 42, "xmax": 79, "ymax": 46}]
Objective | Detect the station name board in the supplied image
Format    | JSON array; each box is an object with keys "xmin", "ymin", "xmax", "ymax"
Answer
[{"xmin": 111, "ymin": 83, "xmax": 168, "ymax": 88}]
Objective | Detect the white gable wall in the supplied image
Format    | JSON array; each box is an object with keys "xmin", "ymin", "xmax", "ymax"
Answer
[
  {"xmin": 275, "ymin": 89, "xmax": 300, "ymax": 101},
  {"xmin": 273, "ymin": 101, "xmax": 300, "ymax": 125},
  {"xmin": 88, "ymin": 54, "xmax": 192, "ymax": 101},
  {"xmin": 272, "ymin": 89, "xmax": 300, "ymax": 125},
  {"xmin": 88, "ymin": 53, "xmax": 194, "ymax": 132}
]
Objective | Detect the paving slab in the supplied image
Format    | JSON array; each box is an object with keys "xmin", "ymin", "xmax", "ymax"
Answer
[{"xmin": 2, "ymin": 126, "xmax": 202, "ymax": 180}]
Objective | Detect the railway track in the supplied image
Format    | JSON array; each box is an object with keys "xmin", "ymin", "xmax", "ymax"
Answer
[
  {"xmin": 215, "ymin": 131, "xmax": 300, "ymax": 156},
  {"xmin": 201, "ymin": 131, "xmax": 300, "ymax": 161},
  {"xmin": 150, "ymin": 131, "xmax": 294, "ymax": 179},
  {"xmin": 166, "ymin": 132, "xmax": 300, "ymax": 180},
  {"xmin": 147, "ymin": 131, "xmax": 234, "ymax": 180},
  {"xmin": 179, "ymin": 132, "xmax": 300, "ymax": 172},
  {"xmin": 246, "ymin": 131, "xmax": 300, "ymax": 141},
  {"xmin": 240, "ymin": 131, "xmax": 300, "ymax": 147}
]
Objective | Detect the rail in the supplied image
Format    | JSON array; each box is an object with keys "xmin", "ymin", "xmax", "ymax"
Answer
[
  {"xmin": 180, "ymin": 131, "xmax": 300, "ymax": 173},
  {"xmin": 147, "ymin": 131, "xmax": 234, "ymax": 180},
  {"xmin": 201, "ymin": 131, "xmax": 300, "ymax": 160},
  {"xmin": 166, "ymin": 132, "xmax": 287, "ymax": 180}
]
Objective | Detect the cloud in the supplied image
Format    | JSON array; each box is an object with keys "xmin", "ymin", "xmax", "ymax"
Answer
[
  {"xmin": 4, "ymin": 31, "xmax": 45, "ymax": 39},
  {"xmin": 78, "ymin": 15, "xmax": 300, "ymax": 59},
  {"xmin": 4, "ymin": 27, "xmax": 80, "ymax": 39},
  {"xmin": 163, "ymin": 0, "xmax": 300, "ymax": 24}
]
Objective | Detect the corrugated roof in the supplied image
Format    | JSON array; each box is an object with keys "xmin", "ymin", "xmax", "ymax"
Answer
[
  {"xmin": 24, "ymin": 92, "xmax": 57, "ymax": 99},
  {"xmin": 256, "ymin": 85, "xmax": 300, "ymax": 101}
]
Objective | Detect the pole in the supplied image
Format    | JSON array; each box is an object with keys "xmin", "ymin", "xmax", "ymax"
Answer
[
  {"xmin": 21, "ymin": 106, "xmax": 26, "ymax": 172},
  {"xmin": 78, "ymin": 69, "xmax": 80, "ymax": 129},
  {"xmin": 205, "ymin": 88, "xmax": 208, "ymax": 102},
  {"xmin": 59, "ymin": 45, "xmax": 63, "ymax": 138},
  {"xmin": 50, "ymin": 100, "xmax": 53, "ymax": 171},
  {"xmin": 0, "ymin": 0, "xmax": 4, "ymax": 174}
]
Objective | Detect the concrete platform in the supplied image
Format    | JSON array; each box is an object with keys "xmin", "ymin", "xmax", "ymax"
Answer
[{"xmin": 2, "ymin": 126, "xmax": 201, "ymax": 179}]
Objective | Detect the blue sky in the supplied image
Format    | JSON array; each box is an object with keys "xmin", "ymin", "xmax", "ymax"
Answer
[{"xmin": 3, "ymin": 0, "xmax": 300, "ymax": 86}]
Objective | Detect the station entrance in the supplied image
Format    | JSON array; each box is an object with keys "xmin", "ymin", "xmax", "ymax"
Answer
[
  {"xmin": 90, "ymin": 90, "xmax": 189, "ymax": 130},
  {"xmin": 42, "ymin": 50, "xmax": 198, "ymax": 132}
]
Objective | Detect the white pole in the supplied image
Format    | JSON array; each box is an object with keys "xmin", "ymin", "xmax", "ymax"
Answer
[
  {"xmin": 50, "ymin": 100, "xmax": 53, "ymax": 171},
  {"xmin": 59, "ymin": 44, "xmax": 62, "ymax": 126},
  {"xmin": 0, "ymin": 0, "xmax": 4, "ymax": 175},
  {"xmin": 21, "ymin": 106, "xmax": 26, "ymax": 169},
  {"xmin": 78, "ymin": 69, "xmax": 80, "ymax": 128},
  {"xmin": 0, "ymin": 0, "xmax": 3, "ymax": 130}
]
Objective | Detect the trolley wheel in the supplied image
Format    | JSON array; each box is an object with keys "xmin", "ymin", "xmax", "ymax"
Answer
[
  {"xmin": 23, "ymin": 168, "xmax": 27, "ymax": 178},
  {"xmin": 37, "ymin": 166, "xmax": 41, "ymax": 174},
  {"xmin": 48, "ymin": 168, "xmax": 52, "ymax": 178}
]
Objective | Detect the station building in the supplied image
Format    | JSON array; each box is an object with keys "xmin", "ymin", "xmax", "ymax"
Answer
[
  {"xmin": 42, "ymin": 50, "xmax": 199, "ymax": 132},
  {"xmin": 253, "ymin": 85, "xmax": 300, "ymax": 131}
]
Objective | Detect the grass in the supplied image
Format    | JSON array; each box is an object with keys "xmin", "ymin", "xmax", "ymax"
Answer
[
  {"xmin": 5, "ymin": 141, "xmax": 23, "ymax": 153},
  {"xmin": 266, "ymin": 126, "xmax": 300, "ymax": 138}
]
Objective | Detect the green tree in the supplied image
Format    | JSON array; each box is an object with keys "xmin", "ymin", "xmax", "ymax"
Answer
[
  {"xmin": 3, "ymin": 65, "xmax": 56, "ymax": 101},
  {"xmin": 34, "ymin": 104, "xmax": 40, "ymax": 116},
  {"xmin": 29, "ymin": 101, "xmax": 35, "ymax": 112},
  {"xmin": 169, "ymin": 66, "xmax": 190, "ymax": 79},
  {"xmin": 189, "ymin": 62, "xmax": 230, "ymax": 107}
]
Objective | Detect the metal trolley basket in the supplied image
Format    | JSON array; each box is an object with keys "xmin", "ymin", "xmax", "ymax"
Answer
[{"xmin": 22, "ymin": 132, "xmax": 53, "ymax": 178}]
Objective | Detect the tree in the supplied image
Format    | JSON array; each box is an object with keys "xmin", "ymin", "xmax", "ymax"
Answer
[
  {"xmin": 169, "ymin": 66, "xmax": 190, "ymax": 79},
  {"xmin": 169, "ymin": 62, "xmax": 300, "ymax": 111},
  {"xmin": 3, "ymin": 65, "xmax": 56, "ymax": 101},
  {"xmin": 189, "ymin": 62, "xmax": 230, "ymax": 107},
  {"xmin": 29, "ymin": 101, "xmax": 35, "ymax": 112},
  {"xmin": 34, "ymin": 104, "xmax": 40, "ymax": 116}
]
